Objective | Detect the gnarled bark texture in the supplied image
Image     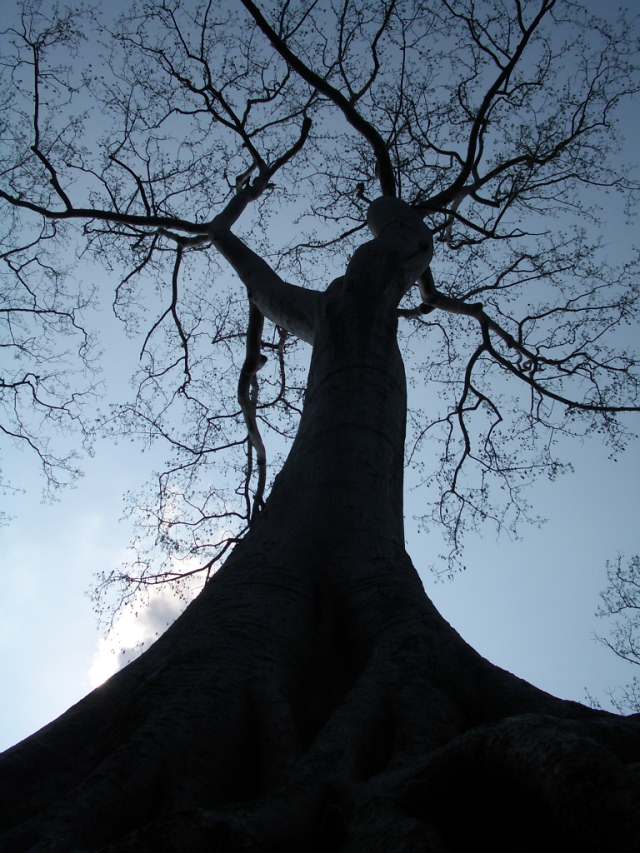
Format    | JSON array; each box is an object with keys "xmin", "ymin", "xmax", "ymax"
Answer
[{"xmin": 1, "ymin": 239, "xmax": 639, "ymax": 852}]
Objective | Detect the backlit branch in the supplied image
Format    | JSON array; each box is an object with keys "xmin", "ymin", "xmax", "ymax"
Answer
[
  {"xmin": 238, "ymin": 300, "xmax": 267, "ymax": 519},
  {"xmin": 241, "ymin": 0, "xmax": 397, "ymax": 196}
]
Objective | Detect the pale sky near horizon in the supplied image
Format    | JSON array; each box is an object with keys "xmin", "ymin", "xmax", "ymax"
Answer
[{"xmin": 1, "ymin": 0, "xmax": 639, "ymax": 752}]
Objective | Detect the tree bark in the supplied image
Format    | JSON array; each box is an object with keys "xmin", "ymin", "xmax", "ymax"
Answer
[{"xmin": 1, "ymin": 239, "xmax": 639, "ymax": 852}]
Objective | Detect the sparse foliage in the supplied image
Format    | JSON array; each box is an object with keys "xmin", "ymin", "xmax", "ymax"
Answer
[
  {"xmin": 596, "ymin": 554, "xmax": 640, "ymax": 714},
  {"xmin": 1, "ymin": 0, "xmax": 639, "ymax": 620}
]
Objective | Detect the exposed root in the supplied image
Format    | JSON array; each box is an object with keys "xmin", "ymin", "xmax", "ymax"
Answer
[{"xmin": 2, "ymin": 548, "xmax": 640, "ymax": 851}]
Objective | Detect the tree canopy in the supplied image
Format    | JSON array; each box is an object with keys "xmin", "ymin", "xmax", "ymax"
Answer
[{"xmin": 1, "ymin": 0, "xmax": 639, "ymax": 618}]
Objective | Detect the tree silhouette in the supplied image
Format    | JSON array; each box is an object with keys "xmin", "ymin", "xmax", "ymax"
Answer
[{"xmin": 1, "ymin": 1, "xmax": 639, "ymax": 849}]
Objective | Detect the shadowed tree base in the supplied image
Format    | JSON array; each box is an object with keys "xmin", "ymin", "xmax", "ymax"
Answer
[
  {"xmin": 1, "ymin": 542, "xmax": 639, "ymax": 851},
  {"xmin": 2, "ymin": 240, "xmax": 639, "ymax": 852}
]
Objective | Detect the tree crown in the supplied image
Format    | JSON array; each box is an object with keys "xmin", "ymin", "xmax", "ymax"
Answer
[{"xmin": 1, "ymin": 0, "xmax": 638, "ymax": 618}]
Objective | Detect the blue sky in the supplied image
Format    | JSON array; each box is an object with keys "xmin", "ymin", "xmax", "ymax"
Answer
[{"xmin": 1, "ymin": 0, "xmax": 639, "ymax": 751}]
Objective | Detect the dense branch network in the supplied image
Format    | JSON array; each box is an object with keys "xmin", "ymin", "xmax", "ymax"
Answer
[
  {"xmin": 0, "ymin": 217, "xmax": 96, "ymax": 501},
  {"xmin": 1, "ymin": 0, "xmax": 638, "ymax": 609},
  {"xmin": 595, "ymin": 555, "xmax": 640, "ymax": 713}
]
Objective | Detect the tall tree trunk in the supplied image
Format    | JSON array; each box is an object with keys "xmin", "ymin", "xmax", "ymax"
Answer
[{"xmin": 1, "ymin": 242, "xmax": 639, "ymax": 852}]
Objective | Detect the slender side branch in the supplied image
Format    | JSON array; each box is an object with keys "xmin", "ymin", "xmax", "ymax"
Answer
[
  {"xmin": 240, "ymin": 0, "xmax": 396, "ymax": 196},
  {"xmin": 169, "ymin": 246, "xmax": 191, "ymax": 391},
  {"xmin": 0, "ymin": 189, "xmax": 207, "ymax": 238},
  {"xmin": 137, "ymin": 245, "xmax": 191, "ymax": 392},
  {"xmin": 210, "ymin": 115, "xmax": 312, "ymax": 231},
  {"xmin": 238, "ymin": 301, "xmax": 267, "ymax": 520},
  {"xmin": 402, "ymin": 280, "xmax": 640, "ymax": 415},
  {"xmin": 417, "ymin": 0, "xmax": 555, "ymax": 212}
]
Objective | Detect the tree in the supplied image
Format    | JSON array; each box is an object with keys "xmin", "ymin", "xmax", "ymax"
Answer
[
  {"xmin": 595, "ymin": 555, "xmax": 640, "ymax": 714},
  {"xmin": 1, "ymin": 1, "xmax": 640, "ymax": 849}
]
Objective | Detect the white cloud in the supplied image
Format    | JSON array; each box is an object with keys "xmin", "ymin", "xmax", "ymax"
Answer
[{"xmin": 88, "ymin": 580, "xmax": 202, "ymax": 688}]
